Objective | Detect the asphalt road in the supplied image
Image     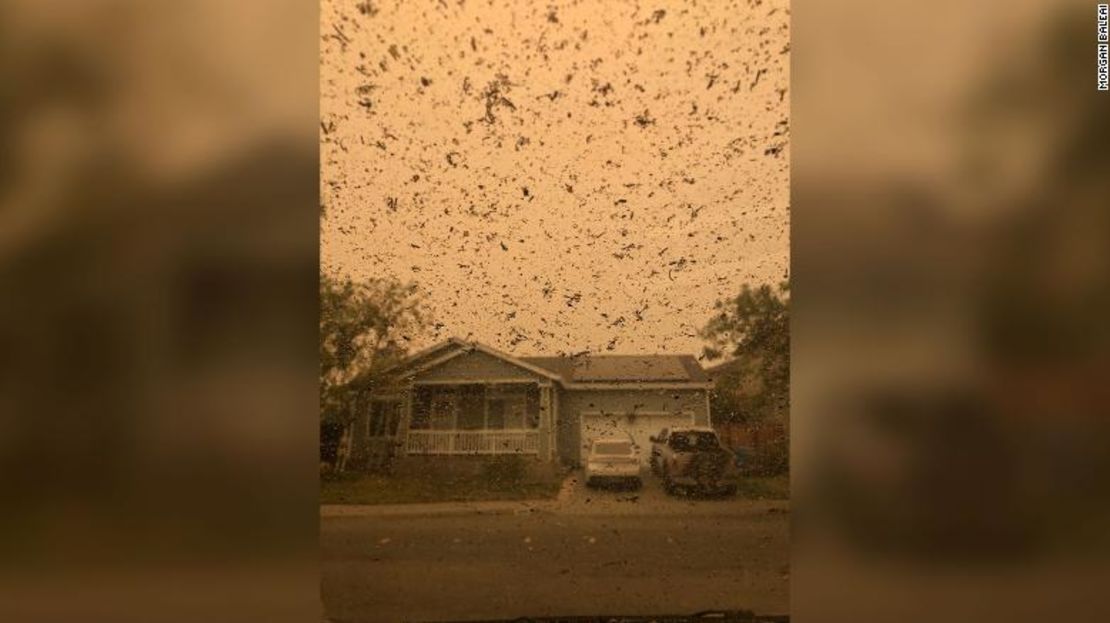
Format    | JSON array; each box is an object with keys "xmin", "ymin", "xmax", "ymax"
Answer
[{"xmin": 321, "ymin": 508, "xmax": 789, "ymax": 622}]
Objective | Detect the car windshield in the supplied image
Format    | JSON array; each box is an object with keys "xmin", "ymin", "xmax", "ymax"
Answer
[
  {"xmin": 669, "ymin": 432, "xmax": 720, "ymax": 451},
  {"xmin": 593, "ymin": 441, "xmax": 633, "ymax": 456}
]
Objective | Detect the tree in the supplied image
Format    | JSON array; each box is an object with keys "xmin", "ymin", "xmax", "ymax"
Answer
[
  {"xmin": 701, "ymin": 282, "xmax": 790, "ymax": 425},
  {"xmin": 319, "ymin": 271, "xmax": 427, "ymax": 469}
]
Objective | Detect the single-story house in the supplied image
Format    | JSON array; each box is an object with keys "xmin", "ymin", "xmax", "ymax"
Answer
[{"xmin": 354, "ymin": 338, "xmax": 712, "ymax": 466}]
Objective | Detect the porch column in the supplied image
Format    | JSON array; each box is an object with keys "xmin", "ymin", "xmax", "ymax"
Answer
[
  {"xmin": 550, "ymin": 387, "xmax": 559, "ymax": 462},
  {"xmin": 397, "ymin": 380, "xmax": 414, "ymax": 457},
  {"xmin": 539, "ymin": 384, "xmax": 553, "ymax": 461}
]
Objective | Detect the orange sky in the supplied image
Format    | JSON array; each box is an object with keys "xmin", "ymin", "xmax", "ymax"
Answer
[{"xmin": 321, "ymin": 0, "xmax": 789, "ymax": 357}]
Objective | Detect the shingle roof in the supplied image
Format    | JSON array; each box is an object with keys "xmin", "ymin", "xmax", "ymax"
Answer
[
  {"xmin": 384, "ymin": 337, "xmax": 710, "ymax": 386},
  {"xmin": 521, "ymin": 354, "xmax": 709, "ymax": 384}
]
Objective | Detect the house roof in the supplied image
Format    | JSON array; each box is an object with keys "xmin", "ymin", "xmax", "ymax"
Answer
[
  {"xmin": 386, "ymin": 337, "xmax": 565, "ymax": 382},
  {"xmin": 522, "ymin": 354, "xmax": 709, "ymax": 384},
  {"xmin": 384, "ymin": 338, "xmax": 710, "ymax": 387}
]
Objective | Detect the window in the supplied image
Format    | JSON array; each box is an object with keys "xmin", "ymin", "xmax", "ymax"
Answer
[
  {"xmin": 457, "ymin": 384, "xmax": 485, "ymax": 430},
  {"xmin": 593, "ymin": 440, "xmax": 633, "ymax": 456},
  {"xmin": 668, "ymin": 431, "xmax": 721, "ymax": 452},
  {"xmin": 409, "ymin": 384, "xmax": 542, "ymax": 431},
  {"xmin": 430, "ymin": 390, "xmax": 457, "ymax": 430},
  {"xmin": 367, "ymin": 400, "xmax": 401, "ymax": 437},
  {"xmin": 369, "ymin": 403, "xmax": 386, "ymax": 437},
  {"xmin": 411, "ymin": 387, "xmax": 432, "ymax": 430},
  {"xmin": 504, "ymin": 398, "xmax": 526, "ymax": 429},
  {"xmin": 387, "ymin": 405, "xmax": 401, "ymax": 435},
  {"xmin": 525, "ymin": 386, "xmax": 541, "ymax": 428},
  {"xmin": 486, "ymin": 398, "xmax": 506, "ymax": 429}
]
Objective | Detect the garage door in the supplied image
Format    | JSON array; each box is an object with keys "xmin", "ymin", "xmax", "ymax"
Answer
[{"xmin": 580, "ymin": 411, "xmax": 694, "ymax": 465}]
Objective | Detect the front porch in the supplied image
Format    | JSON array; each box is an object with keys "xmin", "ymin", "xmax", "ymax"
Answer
[{"xmin": 371, "ymin": 380, "xmax": 557, "ymax": 459}]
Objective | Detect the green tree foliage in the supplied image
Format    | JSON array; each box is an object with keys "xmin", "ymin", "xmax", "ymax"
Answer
[
  {"xmin": 319, "ymin": 271, "xmax": 427, "ymax": 428},
  {"xmin": 701, "ymin": 282, "xmax": 790, "ymax": 424}
]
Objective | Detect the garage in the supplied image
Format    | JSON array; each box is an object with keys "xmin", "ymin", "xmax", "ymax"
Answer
[{"xmin": 580, "ymin": 411, "xmax": 695, "ymax": 465}]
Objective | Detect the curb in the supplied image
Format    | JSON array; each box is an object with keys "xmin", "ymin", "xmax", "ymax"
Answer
[
  {"xmin": 320, "ymin": 502, "xmax": 788, "ymax": 519},
  {"xmin": 320, "ymin": 499, "xmax": 789, "ymax": 519},
  {"xmin": 321, "ymin": 501, "xmax": 555, "ymax": 518}
]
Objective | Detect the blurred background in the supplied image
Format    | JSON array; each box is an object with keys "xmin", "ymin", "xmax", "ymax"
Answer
[
  {"xmin": 1, "ymin": 0, "xmax": 1109, "ymax": 622},
  {"xmin": 794, "ymin": 0, "xmax": 1110, "ymax": 621},
  {"xmin": 0, "ymin": 1, "xmax": 319, "ymax": 622}
]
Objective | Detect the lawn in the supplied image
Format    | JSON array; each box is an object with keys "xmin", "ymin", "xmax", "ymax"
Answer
[
  {"xmin": 320, "ymin": 472, "xmax": 565, "ymax": 505},
  {"xmin": 735, "ymin": 474, "xmax": 790, "ymax": 500}
]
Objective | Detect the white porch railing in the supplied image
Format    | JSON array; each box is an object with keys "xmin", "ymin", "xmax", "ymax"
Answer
[{"xmin": 405, "ymin": 430, "xmax": 540, "ymax": 455}]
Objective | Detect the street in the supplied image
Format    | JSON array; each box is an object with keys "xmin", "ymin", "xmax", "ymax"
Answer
[{"xmin": 321, "ymin": 483, "xmax": 789, "ymax": 622}]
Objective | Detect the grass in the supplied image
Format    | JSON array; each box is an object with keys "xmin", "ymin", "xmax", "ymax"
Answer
[
  {"xmin": 322, "ymin": 471, "xmax": 788, "ymax": 504},
  {"xmin": 320, "ymin": 471, "xmax": 565, "ymax": 505},
  {"xmin": 735, "ymin": 474, "xmax": 790, "ymax": 500}
]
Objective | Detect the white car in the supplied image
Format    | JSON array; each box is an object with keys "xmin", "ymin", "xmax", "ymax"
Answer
[{"xmin": 584, "ymin": 437, "xmax": 642, "ymax": 488}]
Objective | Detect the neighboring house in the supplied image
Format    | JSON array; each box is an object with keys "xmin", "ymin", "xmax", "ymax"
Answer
[
  {"xmin": 704, "ymin": 356, "xmax": 763, "ymax": 420},
  {"xmin": 704, "ymin": 358, "xmax": 740, "ymax": 385},
  {"xmin": 704, "ymin": 356, "xmax": 759, "ymax": 390},
  {"xmin": 353, "ymin": 338, "xmax": 712, "ymax": 466},
  {"xmin": 704, "ymin": 357, "xmax": 745, "ymax": 423}
]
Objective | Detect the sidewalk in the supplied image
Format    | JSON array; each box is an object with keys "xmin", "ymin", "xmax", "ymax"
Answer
[
  {"xmin": 322, "ymin": 474, "xmax": 789, "ymax": 518},
  {"xmin": 321, "ymin": 499, "xmax": 552, "ymax": 518}
]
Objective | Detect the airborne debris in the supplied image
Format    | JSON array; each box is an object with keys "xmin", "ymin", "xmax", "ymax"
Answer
[
  {"xmin": 356, "ymin": 2, "xmax": 378, "ymax": 17},
  {"xmin": 320, "ymin": 0, "xmax": 788, "ymax": 408},
  {"xmin": 481, "ymin": 74, "xmax": 517, "ymax": 124}
]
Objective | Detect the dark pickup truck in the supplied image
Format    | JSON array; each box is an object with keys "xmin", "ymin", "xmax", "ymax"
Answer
[{"xmin": 649, "ymin": 426, "xmax": 740, "ymax": 495}]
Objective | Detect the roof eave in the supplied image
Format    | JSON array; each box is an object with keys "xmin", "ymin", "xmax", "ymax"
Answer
[{"xmin": 562, "ymin": 381, "xmax": 714, "ymax": 390}]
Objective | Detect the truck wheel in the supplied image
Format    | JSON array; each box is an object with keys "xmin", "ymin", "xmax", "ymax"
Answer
[{"xmin": 662, "ymin": 466, "xmax": 676, "ymax": 495}]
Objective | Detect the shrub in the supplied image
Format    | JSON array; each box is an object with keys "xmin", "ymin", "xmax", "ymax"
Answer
[
  {"xmin": 736, "ymin": 438, "xmax": 789, "ymax": 476},
  {"xmin": 480, "ymin": 454, "xmax": 527, "ymax": 486},
  {"xmin": 320, "ymin": 467, "xmax": 362, "ymax": 483}
]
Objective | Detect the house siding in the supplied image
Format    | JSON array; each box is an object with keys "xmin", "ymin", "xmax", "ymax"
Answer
[
  {"xmin": 555, "ymin": 387, "xmax": 710, "ymax": 464},
  {"xmin": 416, "ymin": 349, "xmax": 545, "ymax": 382}
]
